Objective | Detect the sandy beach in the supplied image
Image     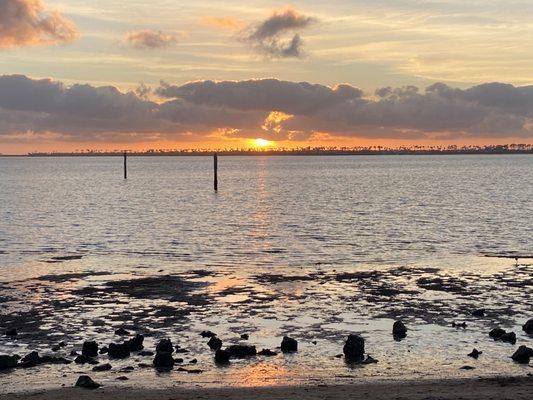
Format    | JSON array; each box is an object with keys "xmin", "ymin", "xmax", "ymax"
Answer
[{"xmin": 2, "ymin": 376, "xmax": 532, "ymax": 400}]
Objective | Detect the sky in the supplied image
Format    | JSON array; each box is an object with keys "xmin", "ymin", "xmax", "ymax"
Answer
[{"xmin": 0, "ymin": 0, "xmax": 533, "ymax": 154}]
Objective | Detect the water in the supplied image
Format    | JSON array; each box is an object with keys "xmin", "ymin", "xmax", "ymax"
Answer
[
  {"xmin": 1, "ymin": 155, "xmax": 531, "ymax": 269},
  {"xmin": 0, "ymin": 155, "xmax": 532, "ymax": 391}
]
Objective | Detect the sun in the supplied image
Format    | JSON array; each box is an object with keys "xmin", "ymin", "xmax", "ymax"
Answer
[{"xmin": 254, "ymin": 138, "xmax": 272, "ymax": 147}]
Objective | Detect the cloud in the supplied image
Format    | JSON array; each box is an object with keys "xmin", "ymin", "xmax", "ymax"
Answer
[
  {"xmin": 201, "ymin": 16, "xmax": 244, "ymax": 31},
  {"xmin": 156, "ymin": 79, "xmax": 363, "ymax": 115},
  {"xmin": 0, "ymin": 0, "xmax": 78, "ymax": 48},
  {"xmin": 125, "ymin": 30, "xmax": 176, "ymax": 49},
  {"xmin": 0, "ymin": 74, "xmax": 265, "ymax": 143},
  {"xmin": 0, "ymin": 75, "xmax": 532, "ymax": 145},
  {"xmin": 243, "ymin": 8, "xmax": 316, "ymax": 58}
]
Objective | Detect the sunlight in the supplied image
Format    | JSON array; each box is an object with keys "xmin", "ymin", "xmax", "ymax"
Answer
[{"xmin": 254, "ymin": 138, "xmax": 272, "ymax": 147}]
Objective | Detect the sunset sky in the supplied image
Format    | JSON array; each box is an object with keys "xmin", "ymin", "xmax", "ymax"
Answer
[{"xmin": 1, "ymin": 0, "xmax": 533, "ymax": 154}]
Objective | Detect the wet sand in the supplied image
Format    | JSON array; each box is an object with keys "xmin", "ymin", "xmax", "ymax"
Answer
[
  {"xmin": 3, "ymin": 376, "xmax": 532, "ymax": 400},
  {"xmin": 1, "ymin": 256, "xmax": 532, "ymax": 392}
]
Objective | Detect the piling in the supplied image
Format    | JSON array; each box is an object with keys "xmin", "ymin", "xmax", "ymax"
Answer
[
  {"xmin": 124, "ymin": 151, "xmax": 127, "ymax": 179},
  {"xmin": 213, "ymin": 152, "xmax": 218, "ymax": 191}
]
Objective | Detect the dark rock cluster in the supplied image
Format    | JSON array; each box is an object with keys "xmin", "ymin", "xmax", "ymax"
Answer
[{"xmin": 489, "ymin": 328, "xmax": 516, "ymax": 344}]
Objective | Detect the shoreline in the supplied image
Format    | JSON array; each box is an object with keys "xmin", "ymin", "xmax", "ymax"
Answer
[
  {"xmin": 2, "ymin": 376, "xmax": 532, "ymax": 400},
  {"xmin": 4, "ymin": 152, "xmax": 533, "ymax": 157}
]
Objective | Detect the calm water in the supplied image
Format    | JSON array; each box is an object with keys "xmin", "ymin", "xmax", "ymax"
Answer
[
  {"xmin": 0, "ymin": 155, "xmax": 531, "ymax": 271},
  {"xmin": 0, "ymin": 155, "xmax": 532, "ymax": 391}
]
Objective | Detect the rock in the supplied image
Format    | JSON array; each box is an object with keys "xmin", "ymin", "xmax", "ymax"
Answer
[
  {"xmin": 21, "ymin": 351, "xmax": 41, "ymax": 365},
  {"xmin": 186, "ymin": 368, "xmax": 203, "ymax": 374},
  {"xmin": 361, "ymin": 355, "xmax": 378, "ymax": 364},
  {"xmin": 82, "ymin": 341, "xmax": 98, "ymax": 358},
  {"xmin": 108, "ymin": 343, "xmax": 130, "ymax": 359},
  {"xmin": 343, "ymin": 334, "xmax": 365, "ymax": 360},
  {"xmin": 201, "ymin": 330, "xmax": 216, "ymax": 338},
  {"xmin": 51, "ymin": 345, "xmax": 60, "ymax": 352},
  {"xmin": 115, "ymin": 328, "xmax": 129, "ymax": 336},
  {"xmin": 5, "ymin": 328, "xmax": 17, "ymax": 337},
  {"xmin": 258, "ymin": 349, "xmax": 277, "ymax": 356},
  {"xmin": 156, "ymin": 339, "xmax": 174, "ymax": 354},
  {"xmin": 39, "ymin": 355, "xmax": 71, "ymax": 365},
  {"xmin": 0, "ymin": 355, "xmax": 18, "ymax": 370},
  {"xmin": 153, "ymin": 352, "xmax": 174, "ymax": 370},
  {"xmin": 120, "ymin": 366, "xmax": 134, "ymax": 372},
  {"xmin": 241, "ymin": 334, "xmax": 249, "ymax": 340},
  {"xmin": 99, "ymin": 346, "xmax": 108, "ymax": 355},
  {"xmin": 75, "ymin": 375, "xmax": 100, "ymax": 389},
  {"xmin": 207, "ymin": 336, "xmax": 222, "ymax": 350},
  {"xmin": 489, "ymin": 328, "xmax": 506, "ymax": 339},
  {"xmin": 523, "ymin": 319, "xmax": 533, "ymax": 334},
  {"xmin": 139, "ymin": 350, "xmax": 154, "ymax": 357},
  {"xmin": 214, "ymin": 349, "xmax": 230, "ymax": 364},
  {"xmin": 472, "ymin": 309, "xmax": 485, "ymax": 317},
  {"xmin": 500, "ymin": 332, "xmax": 516, "ymax": 344},
  {"xmin": 17, "ymin": 351, "xmax": 70, "ymax": 367},
  {"xmin": 116, "ymin": 376, "xmax": 129, "ymax": 381},
  {"xmin": 92, "ymin": 363, "xmax": 112, "ymax": 372},
  {"xmin": 126, "ymin": 334, "xmax": 144, "ymax": 351},
  {"xmin": 70, "ymin": 350, "xmax": 78, "ymax": 357},
  {"xmin": 189, "ymin": 358, "xmax": 197, "ymax": 364},
  {"xmin": 489, "ymin": 328, "xmax": 516, "ymax": 344},
  {"xmin": 280, "ymin": 336, "xmax": 298, "ymax": 353},
  {"xmin": 452, "ymin": 322, "xmax": 467, "ymax": 328},
  {"xmin": 460, "ymin": 365, "xmax": 475, "ymax": 370},
  {"xmin": 226, "ymin": 345, "xmax": 257, "ymax": 358},
  {"xmin": 392, "ymin": 320, "xmax": 407, "ymax": 337},
  {"xmin": 511, "ymin": 345, "xmax": 533, "ymax": 364},
  {"xmin": 174, "ymin": 358, "xmax": 183, "ymax": 363},
  {"xmin": 75, "ymin": 355, "xmax": 91, "ymax": 364},
  {"xmin": 468, "ymin": 348, "xmax": 482, "ymax": 359}
]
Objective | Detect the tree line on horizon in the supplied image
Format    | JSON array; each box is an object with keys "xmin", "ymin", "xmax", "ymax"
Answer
[{"xmin": 22, "ymin": 144, "xmax": 533, "ymax": 156}]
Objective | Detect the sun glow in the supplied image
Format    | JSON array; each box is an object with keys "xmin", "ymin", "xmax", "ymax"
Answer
[{"xmin": 254, "ymin": 138, "xmax": 272, "ymax": 147}]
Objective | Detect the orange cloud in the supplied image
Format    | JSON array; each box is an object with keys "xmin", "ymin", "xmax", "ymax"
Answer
[{"xmin": 0, "ymin": 0, "xmax": 78, "ymax": 49}]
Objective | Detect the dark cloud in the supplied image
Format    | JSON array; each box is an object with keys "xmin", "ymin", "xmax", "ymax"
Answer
[
  {"xmin": 242, "ymin": 8, "xmax": 316, "ymax": 58},
  {"xmin": 0, "ymin": 75, "xmax": 265, "ymax": 142},
  {"xmin": 156, "ymin": 79, "xmax": 363, "ymax": 115},
  {"xmin": 125, "ymin": 30, "xmax": 176, "ymax": 49},
  {"xmin": 0, "ymin": 0, "xmax": 78, "ymax": 48},
  {"xmin": 0, "ymin": 75, "xmax": 532, "ymax": 144}
]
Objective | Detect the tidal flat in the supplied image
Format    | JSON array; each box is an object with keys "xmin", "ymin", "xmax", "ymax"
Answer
[{"xmin": 0, "ymin": 254, "xmax": 532, "ymax": 392}]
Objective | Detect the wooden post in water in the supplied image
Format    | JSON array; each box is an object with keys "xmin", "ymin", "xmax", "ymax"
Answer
[
  {"xmin": 213, "ymin": 152, "xmax": 218, "ymax": 191},
  {"xmin": 123, "ymin": 151, "xmax": 127, "ymax": 179}
]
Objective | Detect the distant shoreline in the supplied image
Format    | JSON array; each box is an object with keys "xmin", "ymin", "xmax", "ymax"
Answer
[{"xmin": 2, "ymin": 147, "xmax": 533, "ymax": 157}]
